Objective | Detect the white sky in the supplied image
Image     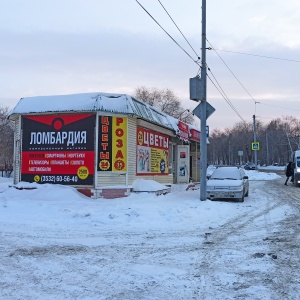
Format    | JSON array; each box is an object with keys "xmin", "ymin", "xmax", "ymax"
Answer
[{"xmin": 1, "ymin": 0, "xmax": 300, "ymax": 129}]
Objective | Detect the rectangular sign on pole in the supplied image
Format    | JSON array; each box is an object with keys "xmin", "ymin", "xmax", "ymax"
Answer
[
  {"xmin": 189, "ymin": 76, "xmax": 204, "ymax": 101},
  {"xmin": 252, "ymin": 142, "xmax": 260, "ymax": 151}
]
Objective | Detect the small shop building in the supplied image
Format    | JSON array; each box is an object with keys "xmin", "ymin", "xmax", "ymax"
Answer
[{"xmin": 9, "ymin": 92, "xmax": 201, "ymax": 198}]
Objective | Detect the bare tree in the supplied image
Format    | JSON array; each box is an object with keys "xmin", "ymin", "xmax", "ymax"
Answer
[
  {"xmin": 207, "ymin": 115, "xmax": 300, "ymax": 167},
  {"xmin": 0, "ymin": 106, "xmax": 14, "ymax": 176},
  {"xmin": 134, "ymin": 86, "xmax": 194, "ymax": 124}
]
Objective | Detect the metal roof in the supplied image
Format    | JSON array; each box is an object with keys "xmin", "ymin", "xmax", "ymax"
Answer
[{"xmin": 9, "ymin": 92, "xmax": 200, "ymax": 138}]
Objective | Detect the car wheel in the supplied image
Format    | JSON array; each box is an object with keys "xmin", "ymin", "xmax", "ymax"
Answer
[
  {"xmin": 238, "ymin": 190, "xmax": 245, "ymax": 202},
  {"xmin": 295, "ymin": 181, "xmax": 299, "ymax": 187},
  {"xmin": 238, "ymin": 196, "xmax": 244, "ymax": 202}
]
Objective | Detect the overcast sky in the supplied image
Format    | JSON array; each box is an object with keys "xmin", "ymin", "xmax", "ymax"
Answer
[{"xmin": 1, "ymin": 0, "xmax": 300, "ymax": 129}]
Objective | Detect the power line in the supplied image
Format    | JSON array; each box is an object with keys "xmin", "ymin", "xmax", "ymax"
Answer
[
  {"xmin": 207, "ymin": 69, "xmax": 247, "ymax": 123},
  {"xmin": 208, "ymin": 70, "xmax": 246, "ymax": 122},
  {"xmin": 152, "ymin": 1, "xmax": 246, "ymax": 123},
  {"xmin": 207, "ymin": 71, "xmax": 246, "ymax": 123},
  {"xmin": 153, "ymin": 0, "xmax": 246, "ymax": 122},
  {"xmin": 157, "ymin": 0, "xmax": 200, "ymax": 60},
  {"xmin": 207, "ymin": 39, "xmax": 257, "ymax": 105},
  {"xmin": 208, "ymin": 48, "xmax": 300, "ymax": 63},
  {"xmin": 135, "ymin": 1, "xmax": 259, "ymax": 124},
  {"xmin": 256, "ymin": 115, "xmax": 281, "ymax": 121},
  {"xmin": 259, "ymin": 102, "xmax": 300, "ymax": 112},
  {"xmin": 135, "ymin": 0, "xmax": 200, "ymax": 67},
  {"xmin": 207, "ymin": 41, "xmax": 300, "ymax": 116}
]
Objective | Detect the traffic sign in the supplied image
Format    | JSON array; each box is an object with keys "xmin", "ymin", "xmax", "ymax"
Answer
[
  {"xmin": 252, "ymin": 142, "xmax": 260, "ymax": 150},
  {"xmin": 193, "ymin": 102, "xmax": 215, "ymax": 120}
]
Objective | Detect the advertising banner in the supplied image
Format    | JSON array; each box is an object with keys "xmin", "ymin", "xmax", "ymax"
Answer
[
  {"xmin": 21, "ymin": 114, "xmax": 96, "ymax": 185},
  {"xmin": 178, "ymin": 120, "xmax": 189, "ymax": 142},
  {"xmin": 98, "ymin": 116, "xmax": 127, "ymax": 172},
  {"xmin": 190, "ymin": 129, "xmax": 200, "ymax": 142},
  {"xmin": 137, "ymin": 127, "xmax": 169, "ymax": 175},
  {"xmin": 177, "ymin": 145, "xmax": 190, "ymax": 183}
]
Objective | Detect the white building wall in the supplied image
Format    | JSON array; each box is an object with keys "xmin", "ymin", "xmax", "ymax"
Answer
[{"xmin": 127, "ymin": 116, "xmax": 137, "ymax": 185}]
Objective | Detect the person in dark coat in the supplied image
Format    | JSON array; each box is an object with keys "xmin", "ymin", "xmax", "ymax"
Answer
[
  {"xmin": 291, "ymin": 162, "xmax": 295, "ymax": 183},
  {"xmin": 284, "ymin": 161, "xmax": 293, "ymax": 185}
]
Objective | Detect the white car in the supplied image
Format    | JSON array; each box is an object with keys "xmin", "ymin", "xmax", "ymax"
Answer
[{"xmin": 206, "ymin": 166, "xmax": 249, "ymax": 202}]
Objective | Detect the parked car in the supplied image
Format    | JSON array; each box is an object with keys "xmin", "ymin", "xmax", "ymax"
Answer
[
  {"xmin": 244, "ymin": 162, "xmax": 256, "ymax": 170},
  {"xmin": 206, "ymin": 166, "xmax": 249, "ymax": 202}
]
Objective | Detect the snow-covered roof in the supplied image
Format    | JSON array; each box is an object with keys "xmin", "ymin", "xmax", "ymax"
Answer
[
  {"xmin": 9, "ymin": 92, "xmax": 174, "ymax": 130},
  {"xmin": 9, "ymin": 92, "xmax": 202, "ymax": 140}
]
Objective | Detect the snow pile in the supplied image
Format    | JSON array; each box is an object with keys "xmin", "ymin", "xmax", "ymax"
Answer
[
  {"xmin": 132, "ymin": 179, "xmax": 168, "ymax": 192},
  {"xmin": 207, "ymin": 165, "xmax": 281, "ymax": 181}
]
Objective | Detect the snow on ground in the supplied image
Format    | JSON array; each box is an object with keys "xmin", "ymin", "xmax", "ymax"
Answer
[
  {"xmin": 0, "ymin": 169, "xmax": 281, "ymax": 231},
  {"xmin": 1, "ymin": 168, "xmax": 298, "ymax": 300}
]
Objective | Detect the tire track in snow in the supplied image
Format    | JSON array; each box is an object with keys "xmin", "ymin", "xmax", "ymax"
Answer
[{"xmin": 190, "ymin": 179, "xmax": 300, "ymax": 300}]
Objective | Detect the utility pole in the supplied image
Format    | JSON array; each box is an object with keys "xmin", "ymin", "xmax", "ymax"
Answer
[
  {"xmin": 228, "ymin": 141, "xmax": 231, "ymax": 165},
  {"xmin": 253, "ymin": 115, "xmax": 258, "ymax": 170},
  {"xmin": 199, "ymin": 0, "xmax": 207, "ymax": 201},
  {"xmin": 191, "ymin": 0, "xmax": 213, "ymax": 200},
  {"xmin": 266, "ymin": 131, "xmax": 269, "ymax": 165}
]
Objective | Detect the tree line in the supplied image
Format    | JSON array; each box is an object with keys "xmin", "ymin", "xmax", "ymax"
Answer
[
  {"xmin": 208, "ymin": 115, "xmax": 300, "ymax": 166},
  {"xmin": 1, "ymin": 88, "xmax": 298, "ymax": 177},
  {"xmin": 134, "ymin": 87, "xmax": 300, "ymax": 166},
  {"xmin": 0, "ymin": 106, "xmax": 14, "ymax": 176}
]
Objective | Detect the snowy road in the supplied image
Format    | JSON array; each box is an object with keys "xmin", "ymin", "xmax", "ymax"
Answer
[
  {"xmin": 193, "ymin": 179, "xmax": 300, "ymax": 300},
  {"xmin": 0, "ymin": 177, "xmax": 299, "ymax": 300}
]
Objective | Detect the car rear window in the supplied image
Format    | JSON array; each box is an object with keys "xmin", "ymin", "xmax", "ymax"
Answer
[{"xmin": 210, "ymin": 167, "xmax": 242, "ymax": 180}]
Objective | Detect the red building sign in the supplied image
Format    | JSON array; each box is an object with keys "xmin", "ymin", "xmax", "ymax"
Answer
[
  {"xmin": 178, "ymin": 120, "xmax": 189, "ymax": 142},
  {"xmin": 21, "ymin": 114, "xmax": 96, "ymax": 185},
  {"xmin": 190, "ymin": 129, "xmax": 200, "ymax": 142}
]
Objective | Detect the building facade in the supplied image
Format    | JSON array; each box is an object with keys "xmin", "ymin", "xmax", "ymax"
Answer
[{"xmin": 9, "ymin": 93, "xmax": 201, "ymax": 198}]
